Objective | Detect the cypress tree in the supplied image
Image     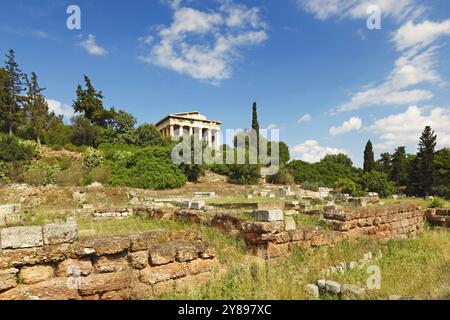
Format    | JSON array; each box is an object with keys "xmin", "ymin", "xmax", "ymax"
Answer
[
  {"xmin": 363, "ymin": 140, "xmax": 375, "ymax": 172},
  {"xmin": 252, "ymin": 102, "xmax": 259, "ymax": 134},
  {"xmin": 417, "ymin": 126, "xmax": 437, "ymax": 196},
  {"xmin": 251, "ymin": 102, "xmax": 260, "ymax": 154}
]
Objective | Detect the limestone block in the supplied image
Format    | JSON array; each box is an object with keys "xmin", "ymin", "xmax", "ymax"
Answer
[
  {"xmin": 187, "ymin": 258, "xmax": 216, "ymax": 275},
  {"xmin": 94, "ymin": 254, "xmax": 128, "ymax": 273},
  {"xmin": 0, "ymin": 226, "xmax": 43, "ymax": 249},
  {"xmin": 284, "ymin": 216, "xmax": 296, "ymax": 231},
  {"xmin": 317, "ymin": 279, "xmax": 326, "ymax": 289},
  {"xmin": 139, "ymin": 262, "xmax": 186, "ymax": 285},
  {"xmin": 342, "ymin": 284, "xmax": 366, "ymax": 297},
  {"xmin": 0, "ymin": 278, "xmax": 79, "ymax": 300},
  {"xmin": 251, "ymin": 210, "xmax": 284, "ymax": 222},
  {"xmin": 191, "ymin": 201, "xmax": 206, "ymax": 210},
  {"xmin": 43, "ymin": 222, "xmax": 78, "ymax": 245},
  {"xmin": 325, "ymin": 280, "xmax": 341, "ymax": 294},
  {"xmin": 180, "ymin": 201, "xmax": 191, "ymax": 209},
  {"xmin": 19, "ymin": 265, "xmax": 54, "ymax": 285},
  {"xmin": 57, "ymin": 258, "xmax": 93, "ymax": 277},
  {"xmin": 305, "ymin": 284, "xmax": 319, "ymax": 298},
  {"xmin": 128, "ymin": 251, "xmax": 149, "ymax": 270},
  {"xmin": 148, "ymin": 243, "xmax": 177, "ymax": 266},
  {"xmin": 79, "ymin": 272, "xmax": 130, "ymax": 296},
  {"xmin": 0, "ymin": 268, "xmax": 19, "ymax": 291}
]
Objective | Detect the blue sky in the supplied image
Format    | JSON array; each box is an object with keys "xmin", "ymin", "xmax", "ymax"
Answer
[{"xmin": 1, "ymin": 0, "xmax": 450, "ymax": 167}]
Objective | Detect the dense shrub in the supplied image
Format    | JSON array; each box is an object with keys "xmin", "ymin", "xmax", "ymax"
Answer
[
  {"xmin": 55, "ymin": 162, "xmax": 85, "ymax": 186},
  {"xmin": 24, "ymin": 161, "xmax": 61, "ymax": 186},
  {"xmin": 228, "ymin": 163, "xmax": 261, "ymax": 185},
  {"xmin": 0, "ymin": 133, "xmax": 37, "ymax": 161},
  {"xmin": 359, "ymin": 171, "xmax": 397, "ymax": 198},
  {"xmin": 334, "ymin": 177, "xmax": 363, "ymax": 196},
  {"xmin": 0, "ymin": 161, "xmax": 8, "ymax": 183},
  {"xmin": 84, "ymin": 165, "xmax": 111, "ymax": 185},
  {"xmin": 266, "ymin": 166, "xmax": 294, "ymax": 185},
  {"xmin": 109, "ymin": 147, "xmax": 187, "ymax": 189},
  {"xmin": 81, "ymin": 147, "xmax": 105, "ymax": 168}
]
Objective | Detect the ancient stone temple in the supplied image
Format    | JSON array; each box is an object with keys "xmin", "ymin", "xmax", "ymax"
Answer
[{"xmin": 156, "ymin": 112, "xmax": 222, "ymax": 150}]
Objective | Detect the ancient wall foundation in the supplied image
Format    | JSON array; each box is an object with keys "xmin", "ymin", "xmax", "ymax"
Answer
[
  {"xmin": 323, "ymin": 204, "xmax": 425, "ymax": 240},
  {"xmin": 0, "ymin": 223, "xmax": 217, "ymax": 300},
  {"xmin": 425, "ymin": 208, "xmax": 450, "ymax": 228}
]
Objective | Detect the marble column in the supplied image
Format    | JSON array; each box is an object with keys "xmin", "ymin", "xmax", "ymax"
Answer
[{"xmin": 207, "ymin": 129, "xmax": 212, "ymax": 148}]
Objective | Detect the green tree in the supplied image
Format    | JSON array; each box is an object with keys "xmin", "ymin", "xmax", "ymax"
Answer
[
  {"xmin": 417, "ymin": 126, "xmax": 437, "ymax": 196},
  {"xmin": 135, "ymin": 124, "xmax": 166, "ymax": 147},
  {"xmin": 23, "ymin": 72, "xmax": 50, "ymax": 145},
  {"xmin": 2, "ymin": 50, "xmax": 24, "ymax": 135},
  {"xmin": 0, "ymin": 68, "xmax": 10, "ymax": 132},
  {"xmin": 70, "ymin": 115, "xmax": 100, "ymax": 146},
  {"xmin": 360, "ymin": 171, "xmax": 396, "ymax": 198},
  {"xmin": 433, "ymin": 148, "xmax": 450, "ymax": 198},
  {"xmin": 376, "ymin": 152, "xmax": 392, "ymax": 174},
  {"xmin": 391, "ymin": 146, "xmax": 408, "ymax": 186},
  {"xmin": 363, "ymin": 140, "xmax": 375, "ymax": 172},
  {"xmin": 73, "ymin": 75, "xmax": 109, "ymax": 127}
]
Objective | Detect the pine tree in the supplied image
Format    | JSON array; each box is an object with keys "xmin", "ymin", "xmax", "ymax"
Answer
[
  {"xmin": 23, "ymin": 72, "xmax": 50, "ymax": 145},
  {"xmin": 0, "ymin": 68, "xmax": 9, "ymax": 132},
  {"xmin": 417, "ymin": 126, "xmax": 437, "ymax": 197},
  {"xmin": 391, "ymin": 146, "xmax": 408, "ymax": 186},
  {"xmin": 3, "ymin": 49, "xmax": 24, "ymax": 135},
  {"xmin": 376, "ymin": 152, "xmax": 392, "ymax": 174},
  {"xmin": 73, "ymin": 75, "xmax": 108, "ymax": 127},
  {"xmin": 363, "ymin": 140, "xmax": 375, "ymax": 172}
]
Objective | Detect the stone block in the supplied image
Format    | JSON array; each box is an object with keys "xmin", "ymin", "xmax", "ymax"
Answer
[
  {"xmin": 191, "ymin": 201, "xmax": 206, "ymax": 210},
  {"xmin": 174, "ymin": 272, "xmax": 212, "ymax": 293},
  {"xmin": 19, "ymin": 265, "xmax": 55, "ymax": 285},
  {"xmin": 148, "ymin": 243, "xmax": 177, "ymax": 266},
  {"xmin": 94, "ymin": 254, "xmax": 128, "ymax": 273},
  {"xmin": 180, "ymin": 201, "xmax": 191, "ymax": 209},
  {"xmin": 325, "ymin": 280, "xmax": 341, "ymax": 294},
  {"xmin": 317, "ymin": 279, "xmax": 326, "ymax": 289},
  {"xmin": 251, "ymin": 210, "xmax": 284, "ymax": 222},
  {"xmin": 79, "ymin": 272, "xmax": 130, "ymax": 296},
  {"xmin": 139, "ymin": 262, "xmax": 186, "ymax": 285},
  {"xmin": 57, "ymin": 258, "xmax": 93, "ymax": 277},
  {"xmin": 284, "ymin": 216, "xmax": 296, "ymax": 231},
  {"xmin": 342, "ymin": 284, "xmax": 366, "ymax": 297},
  {"xmin": 187, "ymin": 258, "xmax": 217, "ymax": 275},
  {"xmin": 305, "ymin": 284, "xmax": 319, "ymax": 298},
  {"xmin": 0, "ymin": 268, "xmax": 18, "ymax": 291},
  {"xmin": 0, "ymin": 226, "xmax": 43, "ymax": 249},
  {"xmin": 43, "ymin": 221, "xmax": 78, "ymax": 245},
  {"xmin": 0, "ymin": 278, "xmax": 79, "ymax": 300},
  {"xmin": 72, "ymin": 236, "xmax": 130, "ymax": 256},
  {"xmin": 128, "ymin": 251, "xmax": 149, "ymax": 269}
]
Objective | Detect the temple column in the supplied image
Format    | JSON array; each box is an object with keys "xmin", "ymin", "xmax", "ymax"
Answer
[
  {"xmin": 169, "ymin": 125, "xmax": 174, "ymax": 137},
  {"xmin": 189, "ymin": 127, "xmax": 193, "ymax": 136}
]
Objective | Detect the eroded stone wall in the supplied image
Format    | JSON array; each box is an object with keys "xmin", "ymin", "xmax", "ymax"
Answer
[
  {"xmin": 323, "ymin": 204, "xmax": 425, "ymax": 240},
  {"xmin": 0, "ymin": 225, "xmax": 217, "ymax": 300},
  {"xmin": 425, "ymin": 208, "xmax": 450, "ymax": 228}
]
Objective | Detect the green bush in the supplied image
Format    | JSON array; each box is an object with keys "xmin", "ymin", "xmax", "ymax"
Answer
[
  {"xmin": 0, "ymin": 161, "xmax": 9, "ymax": 183},
  {"xmin": 228, "ymin": 163, "xmax": 261, "ymax": 185},
  {"xmin": 55, "ymin": 162, "xmax": 85, "ymax": 186},
  {"xmin": 429, "ymin": 197, "xmax": 445, "ymax": 208},
  {"xmin": 359, "ymin": 171, "xmax": 397, "ymax": 198},
  {"xmin": 109, "ymin": 147, "xmax": 187, "ymax": 189},
  {"xmin": 266, "ymin": 166, "xmax": 294, "ymax": 185},
  {"xmin": 81, "ymin": 147, "xmax": 105, "ymax": 168},
  {"xmin": 0, "ymin": 133, "xmax": 37, "ymax": 161},
  {"xmin": 24, "ymin": 161, "xmax": 61, "ymax": 186}
]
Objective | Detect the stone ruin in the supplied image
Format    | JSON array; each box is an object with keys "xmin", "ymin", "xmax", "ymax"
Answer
[
  {"xmin": 0, "ymin": 221, "xmax": 217, "ymax": 300},
  {"xmin": 425, "ymin": 208, "xmax": 450, "ymax": 228}
]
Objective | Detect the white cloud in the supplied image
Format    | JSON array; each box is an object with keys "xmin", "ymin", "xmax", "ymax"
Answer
[
  {"xmin": 368, "ymin": 105, "xmax": 450, "ymax": 150},
  {"xmin": 46, "ymin": 99, "xmax": 76, "ymax": 120},
  {"xmin": 330, "ymin": 117, "xmax": 362, "ymax": 136},
  {"xmin": 393, "ymin": 19, "xmax": 450, "ymax": 51},
  {"xmin": 298, "ymin": 113, "xmax": 312, "ymax": 123},
  {"xmin": 290, "ymin": 140, "xmax": 347, "ymax": 163},
  {"xmin": 297, "ymin": 0, "xmax": 422, "ymax": 22},
  {"xmin": 139, "ymin": 1, "xmax": 267, "ymax": 83},
  {"xmin": 337, "ymin": 45, "xmax": 441, "ymax": 112},
  {"xmin": 79, "ymin": 34, "xmax": 108, "ymax": 56}
]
